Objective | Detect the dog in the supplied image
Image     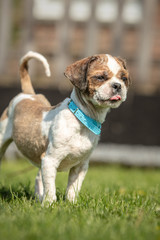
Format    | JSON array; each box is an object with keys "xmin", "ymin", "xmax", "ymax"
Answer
[{"xmin": 0, "ymin": 51, "xmax": 130, "ymax": 204}]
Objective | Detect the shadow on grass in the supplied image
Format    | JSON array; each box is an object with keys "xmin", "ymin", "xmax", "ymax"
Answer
[
  {"xmin": 0, "ymin": 184, "xmax": 65, "ymax": 203},
  {"xmin": 0, "ymin": 182, "xmax": 34, "ymax": 202}
]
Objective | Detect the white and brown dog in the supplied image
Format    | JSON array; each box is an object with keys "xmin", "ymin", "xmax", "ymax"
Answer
[{"xmin": 0, "ymin": 51, "xmax": 130, "ymax": 204}]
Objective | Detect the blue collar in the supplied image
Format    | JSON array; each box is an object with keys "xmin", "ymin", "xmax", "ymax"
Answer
[{"xmin": 68, "ymin": 99, "xmax": 101, "ymax": 135}]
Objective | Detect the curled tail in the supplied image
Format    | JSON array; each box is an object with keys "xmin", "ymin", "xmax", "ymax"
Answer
[{"xmin": 19, "ymin": 51, "xmax": 51, "ymax": 94}]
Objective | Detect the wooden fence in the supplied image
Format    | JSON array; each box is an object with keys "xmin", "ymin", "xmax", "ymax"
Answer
[
  {"xmin": 0, "ymin": 0, "xmax": 160, "ymax": 93},
  {"xmin": 5, "ymin": 142, "xmax": 160, "ymax": 167}
]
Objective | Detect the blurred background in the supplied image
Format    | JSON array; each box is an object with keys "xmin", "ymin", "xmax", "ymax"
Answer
[{"xmin": 0, "ymin": 0, "xmax": 160, "ymax": 166}]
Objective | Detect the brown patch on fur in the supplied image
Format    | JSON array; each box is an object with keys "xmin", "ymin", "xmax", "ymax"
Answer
[
  {"xmin": 86, "ymin": 55, "xmax": 112, "ymax": 97},
  {"xmin": 65, "ymin": 54, "xmax": 112, "ymax": 96},
  {"xmin": 64, "ymin": 56, "xmax": 92, "ymax": 92},
  {"xmin": 12, "ymin": 98, "xmax": 53, "ymax": 165},
  {"xmin": 115, "ymin": 57, "xmax": 131, "ymax": 87},
  {"xmin": 64, "ymin": 55, "xmax": 106, "ymax": 92},
  {"xmin": 20, "ymin": 63, "xmax": 35, "ymax": 94},
  {"xmin": 0, "ymin": 108, "xmax": 8, "ymax": 121},
  {"xmin": 33, "ymin": 94, "xmax": 51, "ymax": 107},
  {"xmin": 116, "ymin": 70, "xmax": 130, "ymax": 88},
  {"xmin": 115, "ymin": 57, "xmax": 127, "ymax": 70},
  {"xmin": 65, "ymin": 54, "xmax": 130, "ymax": 101}
]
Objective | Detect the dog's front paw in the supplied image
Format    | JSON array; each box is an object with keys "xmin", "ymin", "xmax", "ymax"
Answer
[
  {"xmin": 65, "ymin": 189, "xmax": 77, "ymax": 203},
  {"xmin": 42, "ymin": 194, "xmax": 57, "ymax": 207}
]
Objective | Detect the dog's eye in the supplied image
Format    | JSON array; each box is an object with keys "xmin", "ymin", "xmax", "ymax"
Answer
[
  {"xmin": 121, "ymin": 76, "xmax": 128, "ymax": 82},
  {"xmin": 96, "ymin": 75, "xmax": 105, "ymax": 81}
]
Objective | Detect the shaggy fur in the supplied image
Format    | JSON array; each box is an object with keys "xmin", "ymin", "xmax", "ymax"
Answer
[{"xmin": 0, "ymin": 51, "xmax": 130, "ymax": 204}]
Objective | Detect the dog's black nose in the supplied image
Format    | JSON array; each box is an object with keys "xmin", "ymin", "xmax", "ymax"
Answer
[{"xmin": 112, "ymin": 83, "xmax": 121, "ymax": 91}]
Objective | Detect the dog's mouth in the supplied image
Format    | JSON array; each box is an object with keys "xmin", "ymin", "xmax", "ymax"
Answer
[
  {"xmin": 98, "ymin": 95, "xmax": 122, "ymax": 103},
  {"xmin": 109, "ymin": 95, "xmax": 122, "ymax": 102}
]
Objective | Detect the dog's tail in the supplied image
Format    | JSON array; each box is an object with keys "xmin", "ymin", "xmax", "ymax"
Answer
[{"xmin": 19, "ymin": 51, "xmax": 51, "ymax": 94}]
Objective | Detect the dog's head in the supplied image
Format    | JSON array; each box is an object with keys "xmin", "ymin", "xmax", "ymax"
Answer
[{"xmin": 64, "ymin": 54, "xmax": 131, "ymax": 109}]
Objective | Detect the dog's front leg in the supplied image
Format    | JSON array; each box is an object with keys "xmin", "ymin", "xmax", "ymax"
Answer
[
  {"xmin": 65, "ymin": 160, "xmax": 89, "ymax": 203},
  {"xmin": 41, "ymin": 155, "xmax": 58, "ymax": 205}
]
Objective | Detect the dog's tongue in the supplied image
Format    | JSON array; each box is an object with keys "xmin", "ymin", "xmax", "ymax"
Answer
[{"xmin": 110, "ymin": 95, "xmax": 121, "ymax": 101}]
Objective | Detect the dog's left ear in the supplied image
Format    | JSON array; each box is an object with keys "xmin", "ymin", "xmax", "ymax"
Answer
[
  {"xmin": 64, "ymin": 56, "xmax": 97, "ymax": 92},
  {"xmin": 116, "ymin": 57, "xmax": 131, "ymax": 86}
]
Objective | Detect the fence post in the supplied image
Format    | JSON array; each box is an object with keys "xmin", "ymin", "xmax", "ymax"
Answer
[
  {"xmin": 137, "ymin": 0, "xmax": 158, "ymax": 84},
  {"xmin": 22, "ymin": 0, "xmax": 34, "ymax": 53},
  {"xmin": 55, "ymin": 0, "xmax": 71, "ymax": 89},
  {"xmin": 0, "ymin": 0, "xmax": 12, "ymax": 74},
  {"xmin": 85, "ymin": 0, "xmax": 98, "ymax": 56},
  {"xmin": 112, "ymin": 0, "xmax": 125, "ymax": 56}
]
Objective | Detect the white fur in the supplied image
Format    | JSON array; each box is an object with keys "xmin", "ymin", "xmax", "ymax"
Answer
[
  {"xmin": 20, "ymin": 51, "xmax": 51, "ymax": 77},
  {"xmin": 94, "ymin": 78, "xmax": 127, "ymax": 105},
  {"xmin": 106, "ymin": 54, "xmax": 121, "ymax": 75},
  {"xmin": 39, "ymin": 95, "xmax": 100, "ymax": 203},
  {"xmin": 65, "ymin": 160, "xmax": 89, "ymax": 202},
  {"xmin": 41, "ymin": 98, "xmax": 98, "ymax": 172}
]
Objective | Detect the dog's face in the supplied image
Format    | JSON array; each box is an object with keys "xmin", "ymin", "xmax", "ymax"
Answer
[{"xmin": 65, "ymin": 54, "xmax": 130, "ymax": 109}]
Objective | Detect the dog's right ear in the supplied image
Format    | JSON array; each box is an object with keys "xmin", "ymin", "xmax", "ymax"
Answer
[{"xmin": 64, "ymin": 56, "xmax": 97, "ymax": 92}]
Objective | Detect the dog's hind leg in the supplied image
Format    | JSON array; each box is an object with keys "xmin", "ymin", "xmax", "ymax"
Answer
[
  {"xmin": 0, "ymin": 139, "xmax": 13, "ymax": 162},
  {"xmin": 35, "ymin": 169, "xmax": 44, "ymax": 202},
  {"xmin": 0, "ymin": 108, "xmax": 13, "ymax": 162}
]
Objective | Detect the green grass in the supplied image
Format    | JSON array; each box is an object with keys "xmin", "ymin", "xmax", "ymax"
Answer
[{"xmin": 1, "ymin": 159, "xmax": 160, "ymax": 240}]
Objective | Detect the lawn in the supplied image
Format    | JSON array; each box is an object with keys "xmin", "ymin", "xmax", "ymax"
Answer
[{"xmin": 0, "ymin": 159, "xmax": 160, "ymax": 240}]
